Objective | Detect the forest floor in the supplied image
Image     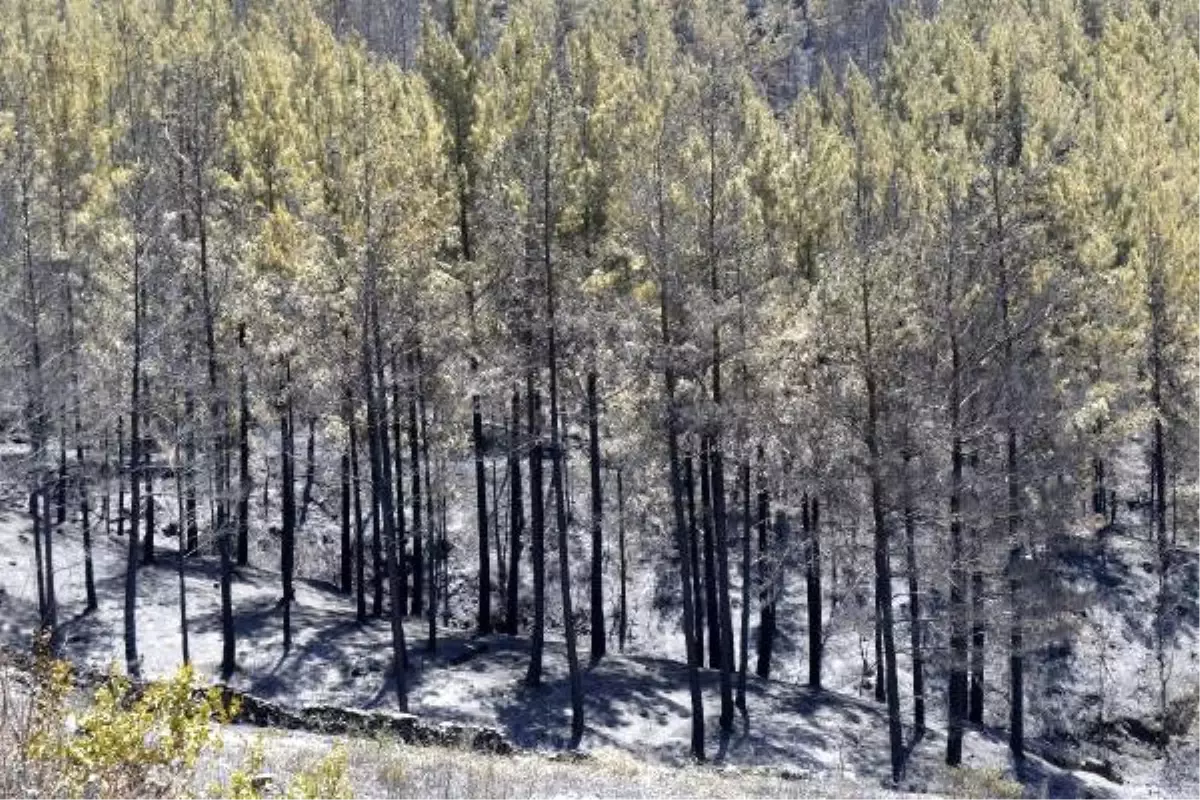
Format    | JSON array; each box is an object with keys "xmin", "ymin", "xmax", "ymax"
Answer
[{"xmin": 1, "ymin": 484, "xmax": 1196, "ymax": 799}]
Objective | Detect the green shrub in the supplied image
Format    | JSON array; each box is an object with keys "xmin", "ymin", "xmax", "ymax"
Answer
[{"xmin": 943, "ymin": 766, "xmax": 1024, "ymax": 799}]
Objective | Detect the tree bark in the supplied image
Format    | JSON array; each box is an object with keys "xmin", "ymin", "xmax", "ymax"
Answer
[
  {"xmin": 237, "ymin": 323, "xmax": 251, "ymax": 566},
  {"xmin": 861, "ymin": 277, "xmax": 903, "ymax": 783},
  {"xmin": 587, "ymin": 371, "xmax": 605, "ymax": 663},
  {"xmin": 806, "ymin": 495, "xmax": 823, "ymax": 689},
  {"xmin": 280, "ymin": 361, "xmax": 296, "ymax": 653},
  {"xmin": 903, "ymin": 457, "xmax": 925, "ymax": 734},
  {"xmin": 685, "ymin": 454, "xmax": 704, "ymax": 665},
  {"xmin": 617, "ymin": 467, "xmax": 627, "ymax": 653},
  {"xmin": 409, "ymin": 357, "xmax": 424, "ymax": 617},
  {"xmin": 700, "ymin": 441, "xmax": 720, "ymax": 668},
  {"xmin": 736, "ymin": 459, "xmax": 751, "ymax": 713},
  {"xmin": 341, "ymin": 384, "xmax": 353, "ymax": 595},
  {"xmin": 506, "ymin": 388, "xmax": 522, "ymax": 634},
  {"xmin": 755, "ymin": 463, "xmax": 774, "ymax": 679}
]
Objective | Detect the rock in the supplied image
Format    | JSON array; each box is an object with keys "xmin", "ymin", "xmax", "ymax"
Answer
[{"xmin": 250, "ymin": 774, "xmax": 275, "ymax": 793}]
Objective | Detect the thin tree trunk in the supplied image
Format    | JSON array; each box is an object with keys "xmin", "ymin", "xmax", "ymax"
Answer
[
  {"xmin": 659, "ymin": 214, "xmax": 704, "ymax": 761},
  {"xmin": 685, "ymin": 454, "xmax": 704, "ymax": 665},
  {"xmin": 366, "ymin": 284, "xmax": 408, "ymax": 710},
  {"xmin": 806, "ymin": 495, "xmax": 823, "ymax": 689},
  {"xmin": 30, "ymin": 489, "xmax": 46, "ymax": 628},
  {"xmin": 755, "ymin": 465, "xmax": 774, "ymax": 679},
  {"xmin": 903, "ymin": 456, "xmax": 925, "ymax": 734},
  {"xmin": 184, "ymin": 381, "xmax": 198, "ymax": 555},
  {"xmin": 700, "ymin": 441, "xmax": 720, "ymax": 668},
  {"xmin": 237, "ymin": 324, "xmax": 251, "ymax": 566},
  {"xmin": 174, "ymin": 428, "xmax": 190, "ymax": 665},
  {"xmin": 390, "ymin": 360, "xmax": 408, "ymax": 615},
  {"xmin": 125, "ymin": 257, "xmax": 143, "ymax": 678},
  {"xmin": 42, "ymin": 487, "xmax": 57, "ymax": 635},
  {"xmin": 409, "ymin": 359, "xmax": 424, "ymax": 617},
  {"xmin": 418, "ymin": 347, "xmax": 437, "ymax": 649},
  {"xmin": 541, "ymin": 96, "xmax": 584, "ymax": 744},
  {"xmin": 280, "ymin": 361, "xmax": 296, "ymax": 653},
  {"xmin": 947, "ymin": 272, "xmax": 968, "ymax": 766},
  {"xmin": 506, "ymin": 387, "xmax": 522, "ymax": 634},
  {"xmin": 526, "ymin": 383, "xmax": 546, "ymax": 685},
  {"xmin": 350, "ymin": 389, "xmax": 367, "ymax": 623},
  {"xmin": 862, "ymin": 278, "xmax": 903, "ymax": 782},
  {"xmin": 117, "ymin": 414, "xmax": 126, "ymax": 541},
  {"xmin": 736, "ymin": 459, "xmax": 751, "ymax": 713},
  {"xmin": 143, "ymin": 377, "xmax": 155, "ymax": 566},
  {"xmin": 617, "ymin": 467, "xmax": 627, "ymax": 653},
  {"xmin": 299, "ymin": 417, "xmax": 317, "ymax": 530},
  {"xmin": 587, "ymin": 371, "xmax": 605, "ymax": 663},
  {"xmin": 341, "ymin": 384, "xmax": 353, "ymax": 595}
]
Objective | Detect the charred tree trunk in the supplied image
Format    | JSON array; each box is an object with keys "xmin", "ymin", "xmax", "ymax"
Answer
[
  {"xmin": 280, "ymin": 362, "xmax": 296, "ymax": 653},
  {"xmin": 506, "ymin": 388, "xmax": 523, "ymax": 634},
  {"xmin": 364, "ymin": 283, "xmax": 408, "ymax": 710},
  {"xmin": 862, "ymin": 279, "xmax": 903, "ymax": 783},
  {"xmin": 237, "ymin": 324, "xmax": 250, "ymax": 566},
  {"xmin": 587, "ymin": 372, "xmax": 605, "ymax": 663},
  {"xmin": 299, "ymin": 417, "xmax": 317, "ymax": 530},
  {"xmin": 389, "ymin": 361, "xmax": 408, "ymax": 615},
  {"xmin": 947, "ymin": 271, "xmax": 968, "ymax": 766},
  {"xmin": 409, "ymin": 358, "xmax": 424, "ymax": 617},
  {"xmin": 117, "ymin": 414, "xmax": 126, "ymax": 541},
  {"xmin": 617, "ymin": 467, "xmax": 627, "ymax": 653},
  {"xmin": 903, "ymin": 456, "xmax": 925, "ymax": 734},
  {"xmin": 418, "ymin": 347, "xmax": 437, "ymax": 650},
  {"xmin": 700, "ymin": 442, "xmax": 720, "ymax": 669},
  {"xmin": 341, "ymin": 384, "xmax": 353, "ymax": 595},
  {"xmin": 143, "ymin": 378, "xmax": 155, "ymax": 567},
  {"xmin": 350, "ymin": 389, "xmax": 367, "ymax": 623},
  {"xmin": 755, "ymin": 465, "xmax": 775, "ymax": 680},
  {"xmin": 806, "ymin": 495, "xmax": 823, "ymax": 689},
  {"xmin": 736, "ymin": 459, "xmax": 751, "ymax": 713},
  {"xmin": 685, "ymin": 454, "xmax": 704, "ymax": 664},
  {"xmin": 526, "ymin": 383, "xmax": 546, "ymax": 685}
]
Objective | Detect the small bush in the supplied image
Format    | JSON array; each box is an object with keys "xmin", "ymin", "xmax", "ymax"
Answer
[
  {"xmin": 943, "ymin": 766, "xmax": 1024, "ymax": 799},
  {"xmin": 32, "ymin": 661, "xmax": 235, "ymax": 797},
  {"xmin": 216, "ymin": 736, "xmax": 351, "ymax": 799}
]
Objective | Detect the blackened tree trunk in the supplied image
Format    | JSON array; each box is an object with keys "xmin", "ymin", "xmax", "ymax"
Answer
[
  {"xmin": 755, "ymin": 466, "xmax": 774, "ymax": 679},
  {"xmin": 587, "ymin": 371, "xmax": 605, "ymax": 663},
  {"xmin": 389, "ymin": 362, "xmax": 408, "ymax": 615},
  {"xmin": 56, "ymin": 416, "xmax": 67, "ymax": 526},
  {"xmin": 76, "ymin": 407, "xmax": 96, "ymax": 613},
  {"xmin": 542, "ymin": 99, "xmax": 584, "ymax": 744},
  {"xmin": 372, "ymin": 480, "xmax": 383, "ymax": 617},
  {"xmin": 506, "ymin": 387, "xmax": 522, "ymax": 634},
  {"xmin": 31, "ymin": 491, "xmax": 46, "ymax": 627},
  {"xmin": 117, "ymin": 414, "xmax": 126, "ymax": 540},
  {"xmin": 350, "ymin": 391, "xmax": 367, "ymax": 623},
  {"xmin": 862, "ymin": 279, "xmax": 903, "ymax": 783},
  {"xmin": 700, "ymin": 442, "xmax": 720, "ymax": 668},
  {"xmin": 967, "ymin": 440, "xmax": 984, "ymax": 724},
  {"xmin": 125, "ymin": 260, "xmax": 143, "ymax": 679},
  {"xmin": 660, "ymin": 231, "xmax": 705, "ymax": 762},
  {"xmin": 806, "ymin": 495, "xmax": 823, "ymax": 689},
  {"xmin": 41, "ymin": 488, "xmax": 56, "ymax": 634},
  {"xmin": 947, "ymin": 268, "xmax": 968, "ymax": 766},
  {"xmin": 418, "ymin": 347, "xmax": 437, "ymax": 649},
  {"xmin": 237, "ymin": 324, "xmax": 250, "ymax": 566},
  {"xmin": 172, "ymin": 420, "xmax": 190, "ymax": 665},
  {"xmin": 736, "ymin": 459, "xmax": 751, "ymax": 713},
  {"xmin": 875, "ymin": 598, "xmax": 886, "ymax": 702},
  {"xmin": 409, "ymin": 360, "xmax": 424, "ymax": 617},
  {"xmin": 197, "ymin": 156, "xmax": 233, "ymax": 681},
  {"xmin": 143, "ymin": 378, "xmax": 155, "ymax": 566},
  {"xmin": 903, "ymin": 456, "xmax": 925, "ymax": 734},
  {"xmin": 184, "ymin": 383, "xmax": 198, "ymax": 555},
  {"xmin": 341, "ymin": 384, "xmax": 353, "ymax": 595},
  {"xmin": 525, "ymin": 383, "xmax": 546, "ymax": 685},
  {"xmin": 685, "ymin": 454, "xmax": 704, "ymax": 664},
  {"xmin": 366, "ymin": 286, "xmax": 408, "ymax": 711},
  {"xmin": 617, "ymin": 467, "xmax": 627, "ymax": 653},
  {"xmin": 102, "ymin": 426, "xmax": 111, "ymax": 539},
  {"xmin": 299, "ymin": 417, "xmax": 317, "ymax": 530},
  {"xmin": 280, "ymin": 362, "xmax": 296, "ymax": 653}
]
